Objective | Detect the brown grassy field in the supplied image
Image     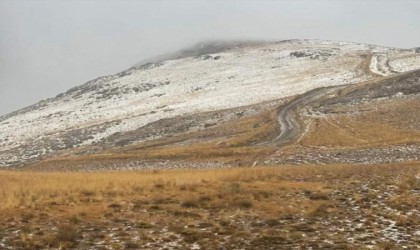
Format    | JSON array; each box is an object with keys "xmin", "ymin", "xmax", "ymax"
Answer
[
  {"xmin": 300, "ymin": 96, "xmax": 420, "ymax": 148},
  {"xmin": 1, "ymin": 163, "xmax": 419, "ymax": 249}
]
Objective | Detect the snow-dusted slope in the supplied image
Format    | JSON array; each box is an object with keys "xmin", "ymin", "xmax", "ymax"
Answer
[{"xmin": 1, "ymin": 39, "xmax": 419, "ymax": 168}]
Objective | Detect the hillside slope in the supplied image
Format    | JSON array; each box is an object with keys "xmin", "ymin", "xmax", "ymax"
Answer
[{"xmin": 1, "ymin": 39, "xmax": 420, "ymax": 170}]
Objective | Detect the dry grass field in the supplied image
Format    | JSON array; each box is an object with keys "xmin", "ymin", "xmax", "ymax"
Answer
[{"xmin": 1, "ymin": 163, "xmax": 419, "ymax": 249}]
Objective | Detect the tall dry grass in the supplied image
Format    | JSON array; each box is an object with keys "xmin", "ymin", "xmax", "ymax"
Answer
[{"xmin": 1, "ymin": 162, "xmax": 418, "ymax": 210}]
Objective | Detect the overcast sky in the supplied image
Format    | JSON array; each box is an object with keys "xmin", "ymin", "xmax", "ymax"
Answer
[{"xmin": 1, "ymin": 0, "xmax": 420, "ymax": 116}]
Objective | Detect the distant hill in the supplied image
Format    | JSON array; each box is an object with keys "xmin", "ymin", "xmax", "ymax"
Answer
[{"xmin": 1, "ymin": 39, "xmax": 420, "ymax": 170}]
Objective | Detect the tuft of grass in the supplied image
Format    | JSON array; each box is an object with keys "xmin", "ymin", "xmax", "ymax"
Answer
[
  {"xmin": 308, "ymin": 192, "xmax": 329, "ymax": 200},
  {"xmin": 154, "ymin": 183, "xmax": 165, "ymax": 189},
  {"xmin": 79, "ymin": 189, "xmax": 96, "ymax": 197},
  {"xmin": 68, "ymin": 215, "xmax": 80, "ymax": 224},
  {"xmin": 308, "ymin": 202, "xmax": 330, "ymax": 217},
  {"xmin": 54, "ymin": 224, "xmax": 81, "ymax": 248},
  {"xmin": 108, "ymin": 203, "xmax": 122, "ymax": 209},
  {"xmin": 181, "ymin": 198, "xmax": 200, "ymax": 208},
  {"xmin": 231, "ymin": 198, "xmax": 253, "ymax": 209}
]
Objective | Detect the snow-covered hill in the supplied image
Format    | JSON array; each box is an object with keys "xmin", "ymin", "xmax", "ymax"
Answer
[{"xmin": 1, "ymin": 39, "xmax": 420, "ymax": 168}]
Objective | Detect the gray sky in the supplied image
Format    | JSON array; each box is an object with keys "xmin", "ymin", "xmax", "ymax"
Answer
[{"xmin": 1, "ymin": 0, "xmax": 420, "ymax": 116}]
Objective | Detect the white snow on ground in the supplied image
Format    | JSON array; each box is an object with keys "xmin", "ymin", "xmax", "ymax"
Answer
[
  {"xmin": 369, "ymin": 54, "xmax": 390, "ymax": 76},
  {"xmin": 368, "ymin": 49, "xmax": 420, "ymax": 76},
  {"xmin": 0, "ymin": 40, "xmax": 417, "ymax": 167},
  {"xmin": 388, "ymin": 53, "xmax": 420, "ymax": 72}
]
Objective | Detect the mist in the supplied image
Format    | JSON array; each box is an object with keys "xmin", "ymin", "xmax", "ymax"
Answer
[{"xmin": 1, "ymin": 0, "xmax": 420, "ymax": 115}]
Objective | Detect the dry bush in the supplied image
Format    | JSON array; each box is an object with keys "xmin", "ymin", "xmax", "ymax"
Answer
[
  {"xmin": 308, "ymin": 192, "xmax": 329, "ymax": 200},
  {"xmin": 51, "ymin": 224, "xmax": 81, "ymax": 248},
  {"xmin": 181, "ymin": 198, "xmax": 200, "ymax": 208}
]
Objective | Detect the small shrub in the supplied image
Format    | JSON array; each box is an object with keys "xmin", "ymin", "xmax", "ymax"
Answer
[
  {"xmin": 149, "ymin": 205, "xmax": 160, "ymax": 210},
  {"xmin": 131, "ymin": 185, "xmax": 143, "ymax": 193},
  {"xmin": 376, "ymin": 241, "xmax": 398, "ymax": 250},
  {"xmin": 136, "ymin": 222, "xmax": 153, "ymax": 229},
  {"xmin": 79, "ymin": 190, "xmax": 96, "ymax": 197},
  {"xmin": 108, "ymin": 203, "xmax": 122, "ymax": 209},
  {"xmin": 308, "ymin": 192, "xmax": 329, "ymax": 200},
  {"xmin": 395, "ymin": 215, "xmax": 415, "ymax": 227},
  {"xmin": 103, "ymin": 190, "xmax": 118, "ymax": 197},
  {"xmin": 198, "ymin": 195, "xmax": 212, "ymax": 202},
  {"xmin": 308, "ymin": 202, "xmax": 330, "ymax": 217},
  {"xmin": 154, "ymin": 183, "xmax": 165, "ymax": 189},
  {"xmin": 68, "ymin": 215, "xmax": 80, "ymax": 224},
  {"xmin": 229, "ymin": 182, "xmax": 241, "ymax": 194},
  {"xmin": 232, "ymin": 199, "xmax": 253, "ymax": 209},
  {"xmin": 172, "ymin": 210, "xmax": 202, "ymax": 218},
  {"xmin": 219, "ymin": 220, "xmax": 230, "ymax": 227},
  {"xmin": 55, "ymin": 224, "xmax": 81, "ymax": 246},
  {"xmin": 265, "ymin": 219, "xmax": 280, "ymax": 227},
  {"xmin": 181, "ymin": 199, "xmax": 199, "ymax": 208},
  {"xmin": 181, "ymin": 229, "xmax": 201, "ymax": 243},
  {"xmin": 125, "ymin": 242, "xmax": 140, "ymax": 249}
]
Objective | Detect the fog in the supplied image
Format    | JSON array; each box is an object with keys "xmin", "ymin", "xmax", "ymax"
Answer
[{"xmin": 1, "ymin": 0, "xmax": 419, "ymax": 115}]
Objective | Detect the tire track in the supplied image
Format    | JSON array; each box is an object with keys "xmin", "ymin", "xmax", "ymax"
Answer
[
  {"xmin": 369, "ymin": 54, "xmax": 398, "ymax": 76},
  {"xmin": 260, "ymin": 85, "xmax": 347, "ymax": 146}
]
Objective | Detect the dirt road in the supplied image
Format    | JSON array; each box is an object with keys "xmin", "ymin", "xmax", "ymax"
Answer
[{"xmin": 262, "ymin": 85, "xmax": 347, "ymax": 146}]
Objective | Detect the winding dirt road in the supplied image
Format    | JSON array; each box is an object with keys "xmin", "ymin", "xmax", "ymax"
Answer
[
  {"xmin": 265, "ymin": 53, "xmax": 398, "ymax": 147},
  {"xmin": 369, "ymin": 54, "xmax": 399, "ymax": 76},
  {"xmin": 261, "ymin": 85, "xmax": 347, "ymax": 147}
]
